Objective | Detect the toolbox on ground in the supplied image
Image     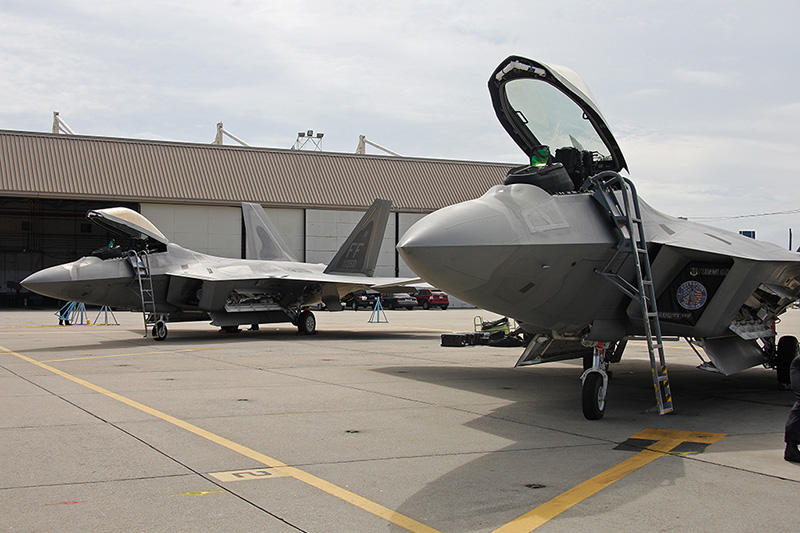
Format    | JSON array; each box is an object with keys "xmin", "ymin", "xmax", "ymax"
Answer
[{"xmin": 441, "ymin": 333, "xmax": 468, "ymax": 347}]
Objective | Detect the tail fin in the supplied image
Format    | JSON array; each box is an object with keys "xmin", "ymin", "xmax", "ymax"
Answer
[
  {"xmin": 324, "ymin": 199, "xmax": 391, "ymax": 276},
  {"xmin": 242, "ymin": 203, "xmax": 298, "ymax": 262}
]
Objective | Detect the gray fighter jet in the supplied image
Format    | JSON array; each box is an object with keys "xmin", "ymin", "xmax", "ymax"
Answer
[
  {"xmin": 22, "ymin": 199, "xmax": 409, "ymax": 340},
  {"xmin": 398, "ymin": 56, "xmax": 800, "ymax": 419}
]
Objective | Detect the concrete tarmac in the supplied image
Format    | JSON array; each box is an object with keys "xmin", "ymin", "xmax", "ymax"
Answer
[{"xmin": 1, "ymin": 307, "xmax": 799, "ymax": 532}]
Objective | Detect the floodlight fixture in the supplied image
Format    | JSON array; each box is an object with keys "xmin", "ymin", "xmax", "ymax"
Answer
[{"xmin": 292, "ymin": 128, "xmax": 324, "ymax": 151}]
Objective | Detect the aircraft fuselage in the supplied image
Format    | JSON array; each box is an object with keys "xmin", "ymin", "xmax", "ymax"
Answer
[{"xmin": 398, "ymin": 181, "xmax": 800, "ymax": 342}]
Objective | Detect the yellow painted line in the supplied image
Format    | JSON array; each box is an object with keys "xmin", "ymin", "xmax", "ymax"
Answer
[
  {"xmin": 492, "ymin": 428, "xmax": 726, "ymax": 532},
  {"xmin": 0, "ymin": 344, "xmax": 440, "ymax": 533},
  {"xmin": 631, "ymin": 428, "xmax": 726, "ymax": 444},
  {"xmin": 170, "ymin": 490, "xmax": 224, "ymax": 497},
  {"xmin": 41, "ymin": 347, "xmax": 219, "ymax": 363}
]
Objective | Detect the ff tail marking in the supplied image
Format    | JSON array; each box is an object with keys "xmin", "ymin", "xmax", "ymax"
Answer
[{"xmin": 324, "ymin": 199, "xmax": 391, "ymax": 276}]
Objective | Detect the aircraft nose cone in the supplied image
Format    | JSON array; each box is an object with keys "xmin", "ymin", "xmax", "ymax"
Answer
[
  {"xmin": 21, "ymin": 264, "xmax": 73, "ymax": 300},
  {"xmin": 397, "ymin": 199, "xmax": 516, "ymax": 292},
  {"xmin": 22, "ymin": 256, "xmax": 135, "ymax": 305},
  {"xmin": 399, "ymin": 202, "xmax": 509, "ymax": 249}
]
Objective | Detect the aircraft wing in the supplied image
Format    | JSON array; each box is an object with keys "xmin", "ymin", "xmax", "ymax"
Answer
[
  {"xmin": 164, "ymin": 262, "xmax": 417, "ymax": 312},
  {"xmin": 165, "ymin": 263, "xmax": 413, "ymax": 286},
  {"xmin": 162, "ymin": 198, "xmax": 420, "ymax": 312},
  {"xmin": 643, "ymin": 201, "xmax": 800, "ymax": 263}
]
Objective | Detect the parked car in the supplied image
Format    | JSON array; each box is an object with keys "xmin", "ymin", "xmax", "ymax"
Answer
[
  {"xmin": 411, "ymin": 289, "xmax": 449, "ymax": 310},
  {"xmin": 380, "ymin": 292, "xmax": 416, "ymax": 310},
  {"xmin": 342, "ymin": 290, "xmax": 380, "ymax": 310}
]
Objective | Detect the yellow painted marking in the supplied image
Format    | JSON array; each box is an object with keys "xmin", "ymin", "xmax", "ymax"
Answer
[
  {"xmin": 170, "ymin": 490, "xmax": 224, "ymax": 497},
  {"xmin": 0, "ymin": 345, "xmax": 440, "ymax": 533},
  {"xmin": 492, "ymin": 429, "xmax": 726, "ymax": 532},
  {"xmin": 209, "ymin": 468, "xmax": 290, "ymax": 482},
  {"xmin": 40, "ymin": 347, "xmax": 219, "ymax": 363}
]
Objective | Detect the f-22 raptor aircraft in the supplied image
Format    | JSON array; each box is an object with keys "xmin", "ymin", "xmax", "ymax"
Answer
[
  {"xmin": 23, "ymin": 199, "xmax": 409, "ymax": 340},
  {"xmin": 398, "ymin": 56, "xmax": 800, "ymax": 419}
]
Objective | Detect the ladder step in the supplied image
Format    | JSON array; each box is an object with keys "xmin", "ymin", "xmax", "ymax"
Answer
[{"xmin": 591, "ymin": 174, "xmax": 671, "ymax": 415}]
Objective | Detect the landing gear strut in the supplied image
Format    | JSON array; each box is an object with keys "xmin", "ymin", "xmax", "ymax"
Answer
[{"xmin": 581, "ymin": 343, "xmax": 609, "ymax": 420}]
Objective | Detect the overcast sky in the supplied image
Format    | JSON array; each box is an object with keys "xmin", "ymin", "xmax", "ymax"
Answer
[{"xmin": 2, "ymin": 0, "xmax": 799, "ymax": 246}]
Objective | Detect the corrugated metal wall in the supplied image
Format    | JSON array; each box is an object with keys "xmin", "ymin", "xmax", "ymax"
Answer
[{"xmin": 0, "ymin": 130, "xmax": 516, "ymax": 211}]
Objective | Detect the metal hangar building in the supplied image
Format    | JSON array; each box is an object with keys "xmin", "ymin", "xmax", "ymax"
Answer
[{"xmin": 0, "ymin": 129, "xmax": 516, "ymax": 306}]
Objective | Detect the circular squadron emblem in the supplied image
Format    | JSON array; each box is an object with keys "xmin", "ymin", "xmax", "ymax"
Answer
[{"xmin": 677, "ymin": 280, "xmax": 707, "ymax": 310}]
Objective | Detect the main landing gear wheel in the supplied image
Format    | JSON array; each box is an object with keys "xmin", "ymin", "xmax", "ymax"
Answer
[
  {"xmin": 582, "ymin": 372, "xmax": 606, "ymax": 420},
  {"xmin": 777, "ymin": 335, "xmax": 798, "ymax": 387},
  {"xmin": 297, "ymin": 310, "xmax": 316, "ymax": 335},
  {"xmin": 152, "ymin": 320, "xmax": 168, "ymax": 341}
]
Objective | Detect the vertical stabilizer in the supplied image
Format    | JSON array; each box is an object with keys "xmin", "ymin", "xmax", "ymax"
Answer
[
  {"xmin": 324, "ymin": 199, "xmax": 391, "ymax": 276},
  {"xmin": 242, "ymin": 203, "xmax": 298, "ymax": 262}
]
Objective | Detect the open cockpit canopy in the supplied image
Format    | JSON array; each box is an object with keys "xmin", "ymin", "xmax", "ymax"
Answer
[
  {"xmin": 489, "ymin": 56, "xmax": 627, "ymax": 187},
  {"xmin": 87, "ymin": 207, "xmax": 169, "ymax": 245}
]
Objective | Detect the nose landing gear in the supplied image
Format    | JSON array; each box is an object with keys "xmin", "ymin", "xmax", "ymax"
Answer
[
  {"xmin": 581, "ymin": 342, "xmax": 609, "ymax": 420},
  {"xmin": 152, "ymin": 319, "xmax": 168, "ymax": 341}
]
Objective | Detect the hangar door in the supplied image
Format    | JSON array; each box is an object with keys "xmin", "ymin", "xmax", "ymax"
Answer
[
  {"xmin": 0, "ymin": 197, "xmax": 137, "ymax": 307},
  {"xmin": 140, "ymin": 204, "xmax": 242, "ymax": 259}
]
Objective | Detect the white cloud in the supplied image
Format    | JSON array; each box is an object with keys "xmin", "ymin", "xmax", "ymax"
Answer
[
  {"xmin": 673, "ymin": 68, "xmax": 736, "ymax": 87},
  {"xmin": 620, "ymin": 131, "xmax": 800, "ymax": 246}
]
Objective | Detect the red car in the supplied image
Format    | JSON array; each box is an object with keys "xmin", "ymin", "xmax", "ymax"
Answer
[{"xmin": 411, "ymin": 289, "xmax": 449, "ymax": 310}]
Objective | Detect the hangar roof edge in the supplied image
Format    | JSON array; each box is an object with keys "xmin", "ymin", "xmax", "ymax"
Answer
[{"xmin": 0, "ymin": 129, "xmax": 517, "ymax": 212}]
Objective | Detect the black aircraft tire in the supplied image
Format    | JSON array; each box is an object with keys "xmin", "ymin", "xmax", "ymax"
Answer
[
  {"xmin": 297, "ymin": 310, "xmax": 316, "ymax": 335},
  {"xmin": 582, "ymin": 372, "xmax": 606, "ymax": 420},
  {"xmin": 152, "ymin": 321, "xmax": 168, "ymax": 341},
  {"xmin": 777, "ymin": 335, "xmax": 798, "ymax": 385}
]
